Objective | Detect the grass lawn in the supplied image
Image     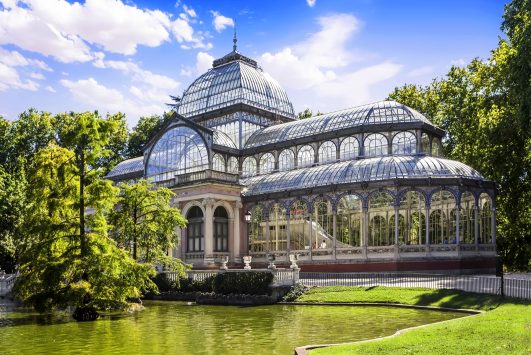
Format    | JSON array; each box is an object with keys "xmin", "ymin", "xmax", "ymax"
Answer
[{"xmin": 295, "ymin": 286, "xmax": 531, "ymax": 354}]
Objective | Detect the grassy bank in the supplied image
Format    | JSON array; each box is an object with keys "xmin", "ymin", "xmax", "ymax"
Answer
[{"xmin": 295, "ymin": 286, "xmax": 530, "ymax": 354}]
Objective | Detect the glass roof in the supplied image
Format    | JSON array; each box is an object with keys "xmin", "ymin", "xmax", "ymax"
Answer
[
  {"xmin": 241, "ymin": 156, "xmax": 484, "ymax": 197},
  {"xmin": 176, "ymin": 59, "xmax": 295, "ymax": 118},
  {"xmin": 106, "ymin": 156, "xmax": 144, "ymax": 179},
  {"xmin": 244, "ymin": 100, "xmax": 434, "ymax": 149},
  {"xmin": 212, "ymin": 129, "xmax": 237, "ymax": 148}
]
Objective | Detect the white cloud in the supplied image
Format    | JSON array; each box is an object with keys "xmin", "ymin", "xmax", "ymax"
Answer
[
  {"xmin": 45, "ymin": 85, "xmax": 56, "ymax": 93},
  {"xmin": 183, "ymin": 4, "xmax": 197, "ymax": 18},
  {"xmin": 260, "ymin": 13, "xmax": 402, "ymax": 112},
  {"xmin": 196, "ymin": 52, "xmax": 214, "ymax": 74},
  {"xmin": 171, "ymin": 16, "xmax": 212, "ymax": 49},
  {"xmin": 180, "ymin": 67, "xmax": 193, "ymax": 77},
  {"xmin": 30, "ymin": 72, "xmax": 45, "ymax": 80},
  {"xmin": 450, "ymin": 58, "xmax": 466, "ymax": 66},
  {"xmin": 307, "ymin": 0, "xmax": 317, "ymax": 7},
  {"xmin": 0, "ymin": 62, "xmax": 39, "ymax": 91},
  {"xmin": 211, "ymin": 11, "xmax": 234, "ymax": 32},
  {"xmin": 407, "ymin": 65, "xmax": 434, "ymax": 77},
  {"xmin": 0, "ymin": 48, "xmax": 52, "ymax": 71}
]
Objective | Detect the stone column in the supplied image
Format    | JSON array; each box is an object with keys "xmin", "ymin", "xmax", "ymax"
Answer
[
  {"xmin": 202, "ymin": 198, "xmax": 215, "ymax": 265},
  {"xmin": 233, "ymin": 201, "xmax": 242, "ymax": 262}
]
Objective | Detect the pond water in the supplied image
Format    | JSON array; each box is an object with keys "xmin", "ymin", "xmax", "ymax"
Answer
[{"xmin": 0, "ymin": 300, "xmax": 465, "ymax": 355}]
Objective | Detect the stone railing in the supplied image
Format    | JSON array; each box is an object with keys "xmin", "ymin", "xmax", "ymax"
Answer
[
  {"xmin": 155, "ymin": 169, "xmax": 239, "ymax": 188},
  {"xmin": 0, "ymin": 273, "xmax": 16, "ymax": 296}
]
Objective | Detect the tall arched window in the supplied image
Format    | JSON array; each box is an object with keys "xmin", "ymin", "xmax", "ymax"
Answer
[
  {"xmin": 147, "ymin": 126, "xmax": 208, "ymax": 181},
  {"xmin": 227, "ymin": 156, "xmax": 239, "ymax": 174},
  {"xmin": 364, "ymin": 133, "xmax": 388, "ymax": 157},
  {"xmin": 242, "ymin": 157, "xmax": 257, "ymax": 177},
  {"xmin": 392, "ymin": 131, "xmax": 417, "ymax": 155},
  {"xmin": 313, "ymin": 198, "xmax": 333, "ymax": 249},
  {"xmin": 421, "ymin": 133, "xmax": 430, "ymax": 154},
  {"xmin": 460, "ymin": 192, "xmax": 475, "ymax": 244},
  {"xmin": 399, "ymin": 191, "xmax": 425, "ymax": 245},
  {"xmin": 249, "ymin": 206, "xmax": 265, "ymax": 252},
  {"xmin": 429, "ymin": 190, "xmax": 456, "ymax": 244},
  {"xmin": 432, "ymin": 137, "xmax": 443, "ymax": 157},
  {"xmin": 214, "ymin": 206, "xmax": 229, "ymax": 252},
  {"xmin": 278, "ymin": 149, "xmax": 295, "ymax": 172},
  {"xmin": 368, "ymin": 192, "xmax": 394, "ymax": 246},
  {"xmin": 479, "ymin": 193, "xmax": 493, "ymax": 244},
  {"xmin": 340, "ymin": 137, "xmax": 359, "ymax": 161},
  {"xmin": 212, "ymin": 154, "xmax": 225, "ymax": 172},
  {"xmin": 318, "ymin": 141, "xmax": 336, "ymax": 164},
  {"xmin": 269, "ymin": 203, "xmax": 288, "ymax": 251},
  {"xmin": 297, "ymin": 145, "xmax": 314, "ymax": 168},
  {"xmin": 259, "ymin": 153, "xmax": 275, "ymax": 174},
  {"xmin": 337, "ymin": 195, "xmax": 362, "ymax": 247},
  {"xmin": 186, "ymin": 206, "xmax": 204, "ymax": 252},
  {"xmin": 290, "ymin": 200, "xmax": 309, "ymax": 250}
]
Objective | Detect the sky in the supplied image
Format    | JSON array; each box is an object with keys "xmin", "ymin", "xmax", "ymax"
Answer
[{"xmin": 0, "ymin": 0, "xmax": 507, "ymax": 126}]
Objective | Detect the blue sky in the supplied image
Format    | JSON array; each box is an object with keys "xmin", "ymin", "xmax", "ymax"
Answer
[{"xmin": 0, "ymin": 0, "xmax": 506, "ymax": 126}]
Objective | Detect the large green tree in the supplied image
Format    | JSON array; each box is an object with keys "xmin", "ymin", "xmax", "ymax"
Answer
[
  {"xmin": 389, "ymin": 0, "xmax": 530, "ymax": 270},
  {"xmin": 110, "ymin": 179, "xmax": 187, "ymax": 272},
  {"xmin": 15, "ymin": 113, "xmax": 155, "ymax": 316}
]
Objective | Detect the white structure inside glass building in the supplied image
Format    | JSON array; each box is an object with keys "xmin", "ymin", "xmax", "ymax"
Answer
[{"xmin": 107, "ymin": 42, "xmax": 497, "ymax": 273}]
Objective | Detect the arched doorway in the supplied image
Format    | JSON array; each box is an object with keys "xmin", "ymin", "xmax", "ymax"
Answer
[
  {"xmin": 214, "ymin": 206, "xmax": 229, "ymax": 252},
  {"xmin": 186, "ymin": 206, "xmax": 204, "ymax": 252}
]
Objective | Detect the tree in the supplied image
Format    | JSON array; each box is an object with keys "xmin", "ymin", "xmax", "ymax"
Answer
[
  {"xmin": 388, "ymin": 0, "xmax": 531, "ymax": 270},
  {"xmin": 110, "ymin": 179, "xmax": 187, "ymax": 273},
  {"xmin": 15, "ymin": 113, "xmax": 155, "ymax": 317},
  {"xmin": 297, "ymin": 108, "xmax": 323, "ymax": 119},
  {"xmin": 126, "ymin": 114, "xmax": 171, "ymax": 158}
]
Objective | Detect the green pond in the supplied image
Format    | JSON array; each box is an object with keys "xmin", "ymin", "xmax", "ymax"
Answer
[{"xmin": 0, "ymin": 300, "xmax": 465, "ymax": 355}]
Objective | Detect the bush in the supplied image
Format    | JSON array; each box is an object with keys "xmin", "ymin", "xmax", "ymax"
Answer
[
  {"xmin": 152, "ymin": 273, "xmax": 172, "ymax": 292},
  {"xmin": 212, "ymin": 272, "xmax": 274, "ymax": 295},
  {"xmin": 176, "ymin": 276, "xmax": 215, "ymax": 293},
  {"xmin": 282, "ymin": 283, "xmax": 309, "ymax": 302}
]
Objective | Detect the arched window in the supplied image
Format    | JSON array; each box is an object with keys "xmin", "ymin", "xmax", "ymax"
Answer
[
  {"xmin": 313, "ymin": 198, "xmax": 333, "ymax": 249},
  {"xmin": 392, "ymin": 131, "xmax": 417, "ymax": 155},
  {"xmin": 460, "ymin": 192, "xmax": 475, "ymax": 244},
  {"xmin": 337, "ymin": 195, "xmax": 362, "ymax": 247},
  {"xmin": 259, "ymin": 153, "xmax": 275, "ymax": 174},
  {"xmin": 421, "ymin": 133, "xmax": 430, "ymax": 154},
  {"xmin": 318, "ymin": 141, "xmax": 336, "ymax": 164},
  {"xmin": 147, "ymin": 126, "xmax": 208, "ymax": 181},
  {"xmin": 269, "ymin": 203, "xmax": 288, "ymax": 251},
  {"xmin": 479, "ymin": 193, "xmax": 493, "ymax": 244},
  {"xmin": 399, "ymin": 191, "xmax": 425, "ymax": 245},
  {"xmin": 227, "ymin": 156, "xmax": 239, "ymax": 174},
  {"xmin": 242, "ymin": 157, "xmax": 257, "ymax": 177},
  {"xmin": 297, "ymin": 145, "xmax": 314, "ymax": 168},
  {"xmin": 290, "ymin": 200, "xmax": 308, "ymax": 250},
  {"xmin": 432, "ymin": 137, "xmax": 443, "ymax": 157},
  {"xmin": 340, "ymin": 137, "xmax": 359, "ymax": 161},
  {"xmin": 364, "ymin": 133, "xmax": 388, "ymax": 157},
  {"xmin": 278, "ymin": 149, "xmax": 295, "ymax": 172},
  {"xmin": 368, "ymin": 192, "xmax": 394, "ymax": 246},
  {"xmin": 214, "ymin": 206, "xmax": 228, "ymax": 252},
  {"xmin": 429, "ymin": 190, "xmax": 456, "ymax": 244},
  {"xmin": 186, "ymin": 206, "xmax": 204, "ymax": 252},
  {"xmin": 249, "ymin": 206, "xmax": 265, "ymax": 252},
  {"xmin": 212, "ymin": 154, "xmax": 225, "ymax": 172}
]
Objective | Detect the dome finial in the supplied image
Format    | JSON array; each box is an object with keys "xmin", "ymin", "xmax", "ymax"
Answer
[{"xmin": 233, "ymin": 23, "xmax": 237, "ymax": 52}]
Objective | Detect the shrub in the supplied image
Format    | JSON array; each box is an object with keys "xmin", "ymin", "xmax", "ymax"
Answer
[
  {"xmin": 176, "ymin": 276, "xmax": 215, "ymax": 293},
  {"xmin": 152, "ymin": 273, "xmax": 172, "ymax": 292},
  {"xmin": 212, "ymin": 272, "xmax": 274, "ymax": 295},
  {"xmin": 282, "ymin": 283, "xmax": 309, "ymax": 302}
]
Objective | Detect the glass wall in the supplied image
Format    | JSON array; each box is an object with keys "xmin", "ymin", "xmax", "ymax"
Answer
[
  {"xmin": 269, "ymin": 203, "xmax": 288, "ymax": 251},
  {"xmin": 242, "ymin": 156, "xmax": 257, "ymax": 177},
  {"xmin": 318, "ymin": 141, "xmax": 336, "ymax": 164},
  {"xmin": 429, "ymin": 190, "xmax": 456, "ymax": 244},
  {"xmin": 432, "ymin": 137, "xmax": 443, "ymax": 157},
  {"xmin": 479, "ymin": 193, "xmax": 493, "ymax": 244},
  {"xmin": 249, "ymin": 206, "xmax": 265, "ymax": 252},
  {"xmin": 186, "ymin": 206, "xmax": 204, "ymax": 252},
  {"xmin": 337, "ymin": 195, "xmax": 362, "ymax": 247},
  {"xmin": 227, "ymin": 156, "xmax": 239, "ymax": 174},
  {"xmin": 340, "ymin": 137, "xmax": 359, "ymax": 161},
  {"xmin": 212, "ymin": 154, "xmax": 225, "ymax": 172},
  {"xmin": 460, "ymin": 192, "xmax": 476, "ymax": 244},
  {"xmin": 259, "ymin": 153, "xmax": 275, "ymax": 174},
  {"xmin": 147, "ymin": 126, "xmax": 208, "ymax": 181},
  {"xmin": 421, "ymin": 133, "xmax": 430, "ymax": 154},
  {"xmin": 297, "ymin": 145, "xmax": 314, "ymax": 168},
  {"xmin": 364, "ymin": 133, "xmax": 388, "ymax": 157},
  {"xmin": 290, "ymin": 200, "xmax": 309, "ymax": 250},
  {"xmin": 278, "ymin": 149, "xmax": 295, "ymax": 172},
  {"xmin": 392, "ymin": 131, "xmax": 417, "ymax": 155},
  {"xmin": 398, "ymin": 191, "xmax": 425, "ymax": 245},
  {"xmin": 313, "ymin": 198, "xmax": 334, "ymax": 249},
  {"xmin": 368, "ymin": 192, "xmax": 394, "ymax": 246}
]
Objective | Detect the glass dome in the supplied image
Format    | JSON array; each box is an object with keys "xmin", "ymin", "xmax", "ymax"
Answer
[
  {"xmin": 241, "ymin": 156, "xmax": 484, "ymax": 196},
  {"xmin": 245, "ymin": 101, "xmax": 435, "ymax": 149},
  {"xmin": 176, "ymin": 52, "xmax": 295, "ymax": 119}
]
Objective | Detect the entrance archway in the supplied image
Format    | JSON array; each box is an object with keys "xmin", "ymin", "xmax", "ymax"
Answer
[{"xmin": 214, "ymin": 206, "xmax": 229, "ymax": 252}]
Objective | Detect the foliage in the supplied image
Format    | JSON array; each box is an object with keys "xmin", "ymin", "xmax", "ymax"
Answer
[
  {"xmin": 282, "ymin": 283, "xmax": 310, "ymax": 302},
  {"xmin": 297, "ymin": 108, "xmax": 323, "ymax": 119},
  {"xmin": 388, "ymin": 0, "xmax": 531, "ymax": 270},
  {"xmin": 14, "ymin": 112, "xmax": 157, "ymax": 313},
  {"xmin": 110, "ymin": 179, "xmax": 187, "ymax": 270},
  {"xmin": 304, "ymin": 287, "xmax": 530, "ymax": 355},
  {"xmin": 152, "ymin": 273, "xmax": 173, "ymax": 293},
  {"xmin": 126, "ymin": 114, "xmax": 171, "ymax": 158},
  {"xmin": 176, "ymin": 275, "xmax": 215, "ymax": 293},
  {"xmin": 212, "ymin": 272, "xmax": 274, "ymax": 295}
]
